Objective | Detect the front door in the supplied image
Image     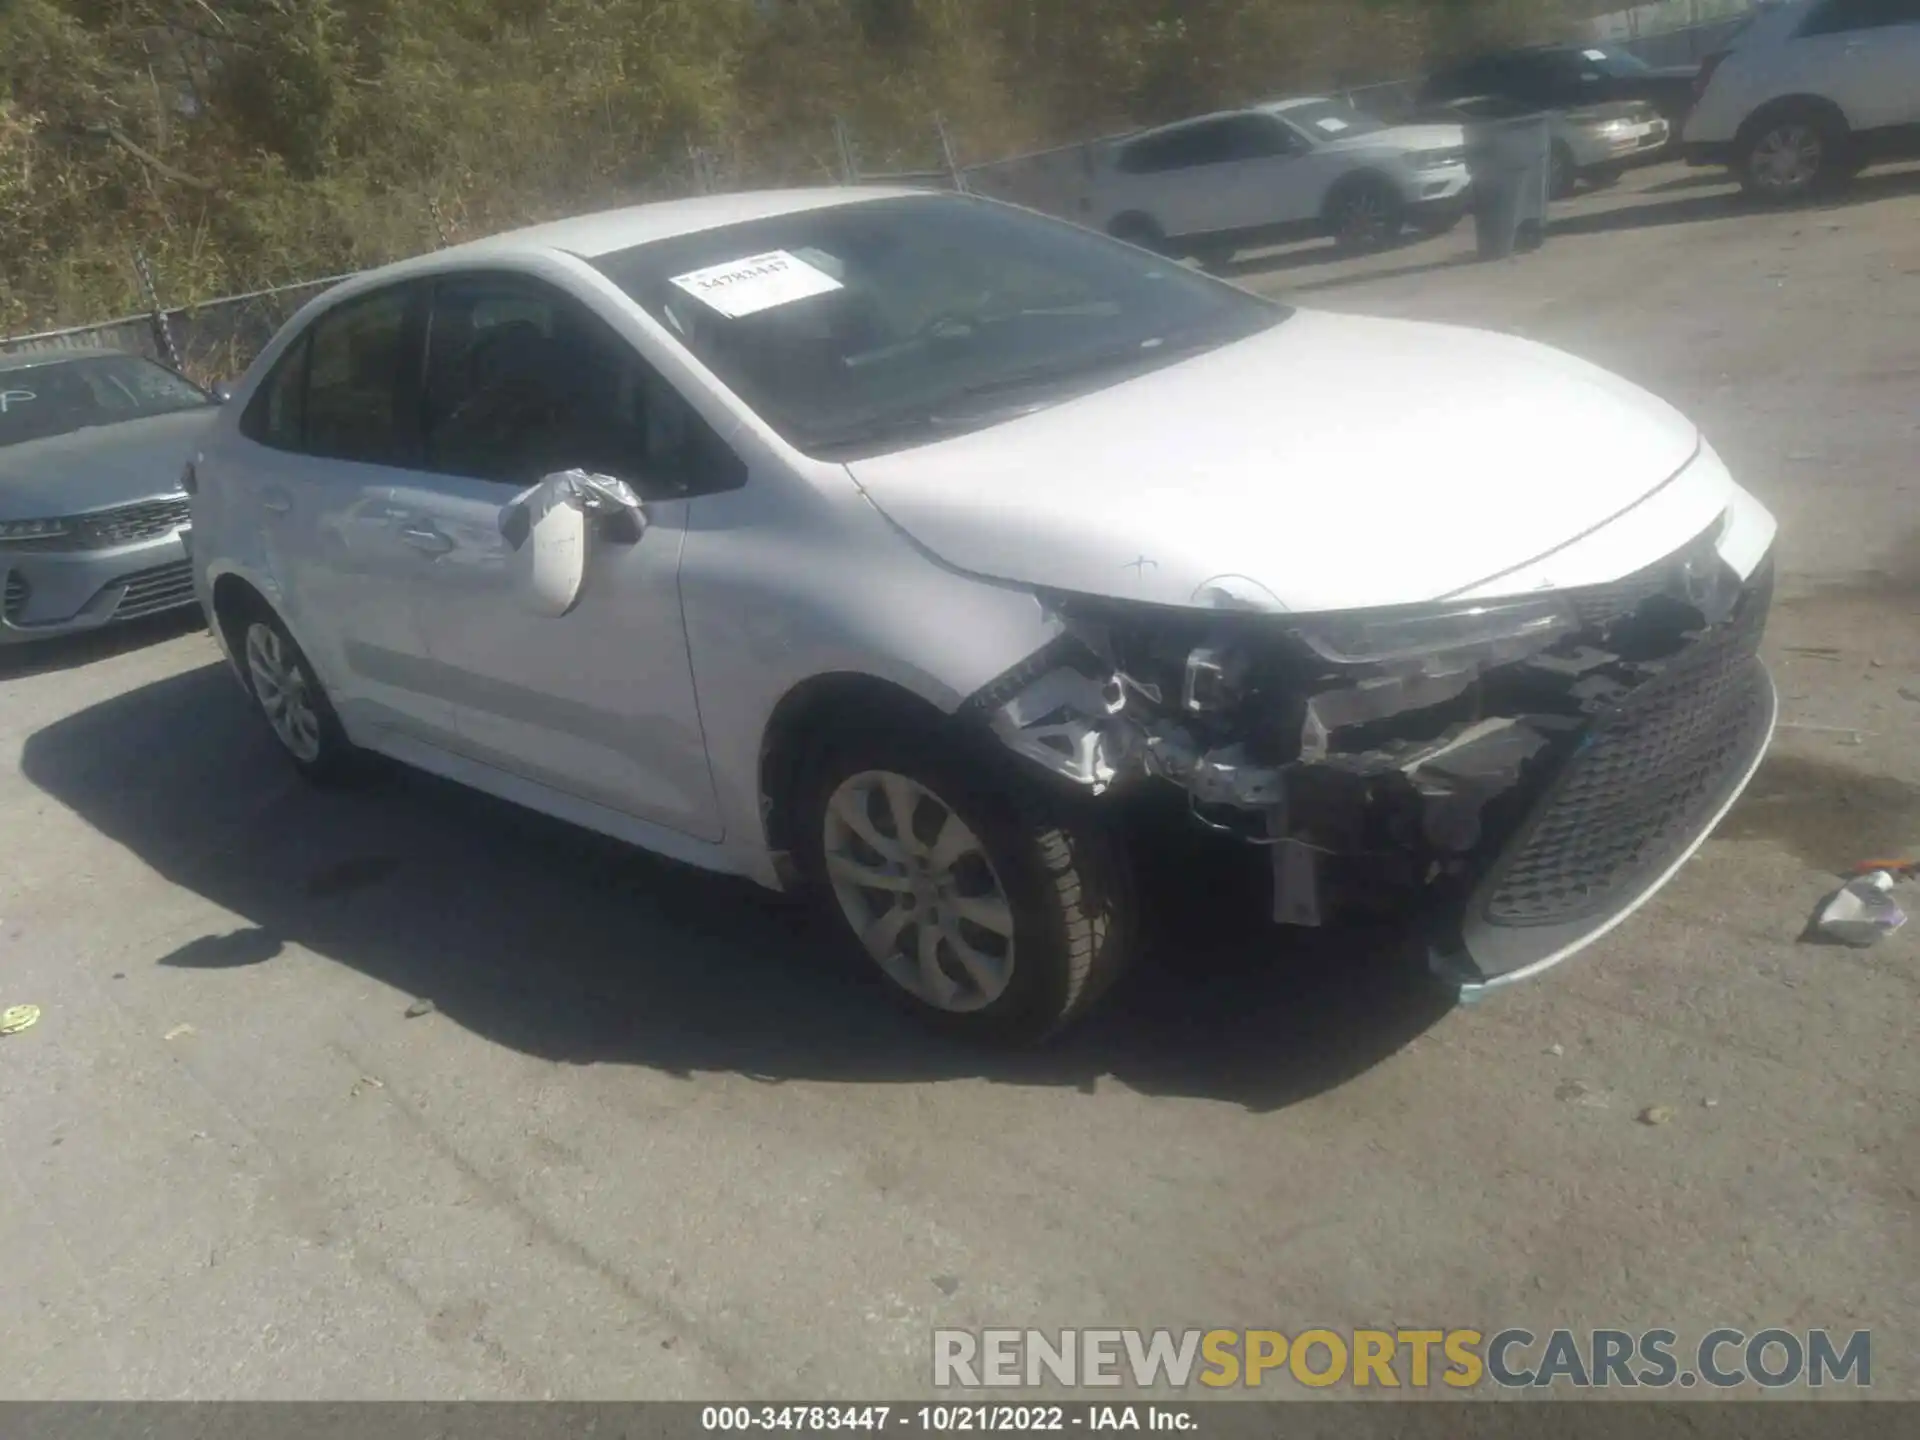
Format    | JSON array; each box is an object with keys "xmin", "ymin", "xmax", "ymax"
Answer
[
  {"xmin": 1208, "ymin": 113, "xmax": 1320, "ymax": 232},
  {"xmin": 393, "ymin": 271, "xmax": 726, "ymax": 840}
]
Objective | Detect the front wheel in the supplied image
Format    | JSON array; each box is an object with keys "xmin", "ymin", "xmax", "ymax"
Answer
[
  {"xmin": 800, "ymin": 728, "xmax": 1135, "ymax": 1046},
  {"xmin": 1328, "ymin": 179, "xmax": 1404, "ymax": 254},
  {"xmin": 1737, "ymin": 106, "xmax": 1849, "ymax": 204}
]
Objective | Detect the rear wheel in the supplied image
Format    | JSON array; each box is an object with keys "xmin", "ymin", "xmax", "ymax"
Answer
[
  {"xmin": 236, "ymin": 607, "xmax": 361, "ymax": 785},
  {"xmin": 1327, "ymin": 177, "xmax": 1403, "ymax": 254},
  {"xmin": 1736, "ymin": 104, "xmax": 1850, "ymax": 203},
  {"xmin": 1107, "ymin": 213, "xmax": 1167, "ymax": 254},
  {"xmin": 799, "ymin": 726, "xmax": 1135, "ymax": 1046}
]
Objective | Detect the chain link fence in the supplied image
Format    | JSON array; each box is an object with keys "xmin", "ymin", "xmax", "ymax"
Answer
[{"xmin": 0, "ymin": 269, "xmax": 354, "ymax": 389}]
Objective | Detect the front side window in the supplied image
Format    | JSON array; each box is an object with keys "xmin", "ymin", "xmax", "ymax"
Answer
[
  {"xmin": 421, "ymin": 273, "xmax": 742, "ymax": 494},
  {"xmin": 0, "ymin": 354, "xmax": 212, "ymax": 449},
  {"xmin": 303, "ymin": 285, "xmax": 414, "ymax": 466},
  {"xmin": 591, "ymin": 194, "xmax": 1287, "ymax": 459}
]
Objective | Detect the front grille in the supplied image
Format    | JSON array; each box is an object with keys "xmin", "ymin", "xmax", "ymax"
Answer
[
  {"xmin": 109, "ymin": 559, "xmax": 197, "ymax": 619},
  {"xmin": 2, "ymin": 570, "xmax": 25, "ymax": 622},
  {"xmin": 71, "ymin": 495, "xmax": 191, "ymax": 549},
  {"xmin": 1481, "ymin": 557, "xmax": 1773, "ymax": 928}
]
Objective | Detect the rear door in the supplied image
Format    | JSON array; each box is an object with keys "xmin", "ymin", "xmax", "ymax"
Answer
[
  {"xmin": 234, "ymin": 281, "xmax": 456, "ymax": 745},
  {"xmin": 1208, "ymin": 113, "xmax": 1322, "ymax": 229},
  {"xmin": 1791, "ymin": 0, "xmax": 1920, "ymax": 128},
  {"xmin": 1112, "ymin": 120, "xmax": 1253, "ymax": 238},
  {"xmin": 388, "ymin": 270, "xmax": 729, "ymax": 839}
]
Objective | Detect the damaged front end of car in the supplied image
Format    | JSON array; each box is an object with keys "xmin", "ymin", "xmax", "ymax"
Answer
[{"xmin": 963, "ymin": 520, "xmax": 1778, "ymax": 996}]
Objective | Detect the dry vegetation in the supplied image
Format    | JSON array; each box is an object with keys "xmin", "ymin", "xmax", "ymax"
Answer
[{"xmin": 1, "ymin": 0, "xmax": 1587, "ymax": 334}]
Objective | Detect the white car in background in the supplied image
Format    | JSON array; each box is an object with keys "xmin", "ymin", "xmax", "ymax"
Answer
[
  {"xmin": 188, "ymin": 188, "xmax": 1780, "ymax": 1045},
  {"xmin": 1683, "ymin": 0, "xmax": 1920, "ymax": 200},
  {"xmin": 1084, "ymin": 97, "xmax": 1472, "ymax": 259}
]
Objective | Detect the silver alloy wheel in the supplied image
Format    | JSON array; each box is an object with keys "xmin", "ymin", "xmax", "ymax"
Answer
[
  {"xmin": 244, "ymin": 620, "xmax": 323, "ymax": 764},
  {"xmin": 821, "ymin": 770, "xmax": 1017, "ymax": 1014},
  {"xmin": 1750, "ymin": 123, "xmax": 1822, "ymax": 195}
]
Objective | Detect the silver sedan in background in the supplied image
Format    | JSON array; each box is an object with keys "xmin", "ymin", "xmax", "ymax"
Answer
[{"xmin": 0, "ymin": 348, "xmax": 217, "ymax": 645}]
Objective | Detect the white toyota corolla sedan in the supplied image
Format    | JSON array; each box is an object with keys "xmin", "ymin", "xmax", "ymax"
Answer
[{"xmin": 188, "ymin": 186, "xmax": 1779, "ymax": 1044}]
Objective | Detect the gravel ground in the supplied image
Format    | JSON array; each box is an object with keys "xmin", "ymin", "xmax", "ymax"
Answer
[{"xmin": 2, "ymin": 159, "xmax": 1916, "ymax": 1402}]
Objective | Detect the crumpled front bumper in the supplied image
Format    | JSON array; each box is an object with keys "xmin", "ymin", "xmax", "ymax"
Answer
[{"xmin": 1430, "ymin": 555, "xmax": 1777, "ymax": 999}]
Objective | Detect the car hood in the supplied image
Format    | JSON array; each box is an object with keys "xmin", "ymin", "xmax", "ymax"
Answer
[
  {"xmin": 0, "ymin": 409, "xmax": 214, "ymax": 520},
  {"xmin": 843, "ymin": 309, "xmax": 1708, "ymax": 615},
  {"xmin": 1320, "ymin": 122, "xmax": 1464, "ymax": 154}
]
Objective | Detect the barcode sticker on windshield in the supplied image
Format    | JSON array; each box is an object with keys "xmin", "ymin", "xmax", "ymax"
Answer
[
  {"xmin": 1583, "ymin": 48, "xmax": 1608, "ymax": 62},
  {"xmin": 669, "ymin": 250, "xmax": 843, "ymax": 319},
  {"xmin": 1316, "ymin": 116, "xmax": 1350, "ymax": 133}
]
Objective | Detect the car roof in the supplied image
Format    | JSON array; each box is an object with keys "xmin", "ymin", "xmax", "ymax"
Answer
[
  {"xmin": 1259, "ymin": 96, "xmax": 1335, "ymax": 114},
  {"xmin": 338, "ymin": 186, "xmax": 927, "ymax": 288},
  {"xmin": 1117, "ymin": 108, "xmax": 1267, "ymax": 142},
  {"xmin": 0, "ymin": 346, "xmax": 137, "ymax": 374}
]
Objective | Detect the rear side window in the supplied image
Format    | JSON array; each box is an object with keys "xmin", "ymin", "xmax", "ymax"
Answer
[
  {"xmin": 303, "ymin": 286, "xmax": 415, "ymax": 466},
  {"xmin": 1118, "ymin": 120, "xmax": 1252, "ymax": 174},
  {"xmin": 1801, "ymin": 0, "xmax": 1920, "ymax": 32},
  {"xmin": 239, "ymin": 334, "xmax": 310, "ymax": 451}
]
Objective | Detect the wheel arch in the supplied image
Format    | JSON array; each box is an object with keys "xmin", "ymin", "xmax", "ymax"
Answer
[
  {"xmin": 1106, "ymin": 209, "xmax": 1163, "ymax": 241},
  {"xmin": 1321, "ymin": 167, "xmax": 1400, "ymax": 223},
  {"xmin": 757, "ymin": 671, "xmax": 962, "ymax": 886},
  {"xmin": 1735, "ymin": 93, "xmax": 1851, "ymax": 147},
  {"xmin": 206, "ymin": 567, "xmax": 339, "ymax": 699}
]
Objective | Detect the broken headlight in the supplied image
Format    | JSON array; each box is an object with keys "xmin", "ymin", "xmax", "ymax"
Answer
[{"xmin": 1286, "ymin": 595, "xmax": 1575, "ymax": 668}]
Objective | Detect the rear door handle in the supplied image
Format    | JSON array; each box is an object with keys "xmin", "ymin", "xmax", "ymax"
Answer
[
  {"xmin": 399, "ymin": 525, "xmax": 455, "ymax": 556},
  {"xmin": 260, "ymin": 490, "xmax": 293, "ymax": 516}
]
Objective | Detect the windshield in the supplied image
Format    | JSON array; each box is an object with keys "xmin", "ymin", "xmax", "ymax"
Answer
[
  {"xmin": 590, "ymin": 194, "xmax": 1287, "ymax": 458},
  {"xmin": 1582, "ymin": 46, "xmax": 1654, "ymax": 77},
  {"xmin": 0, "ymin": 354, "xmax": 212, "ymax": 448},
  {"xmin": 1276, "ymin": 100, "xmax": 1389, "ymax": 140}
]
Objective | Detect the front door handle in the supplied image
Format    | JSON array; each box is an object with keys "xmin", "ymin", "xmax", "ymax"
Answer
[
  {"xmin": 260, "ymin": 490, "xmax": 293, "ymax": 516},
  {"xmin": 399, "ymin": 525, "xmax": 455, "ymax": 556}
]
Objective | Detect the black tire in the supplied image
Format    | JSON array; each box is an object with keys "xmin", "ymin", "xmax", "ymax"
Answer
[
  {"xmin": 1549, "ymin": 142, "xmax": 1579, "ymax": 201},
  {"xmin": 1586, "ymin": 163, "xmax": 1624, "ymax": 191},
  {"xmin": 1107, "ymin": 213, "xmax": 1167, "ymax": 254},
  {"xmin": 229, "ymin": 601, "xmax": 362, "ymax": 786},
  {"xmin": 1326, "ymin": 176, "xmax": 1404, "ymax": 254},
  {"xmin": 796, "ymin": 722, "xmax": 1136, "ymax": 1046},
  {"xmin": 1735, "ymin": 101, "xmax": 1851, "ymax": 204}
]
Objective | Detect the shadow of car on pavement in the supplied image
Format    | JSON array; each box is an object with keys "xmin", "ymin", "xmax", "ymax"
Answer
[{"xmin": 20, "ymin": 661, "xmax": 1457, "ymax": 1113}]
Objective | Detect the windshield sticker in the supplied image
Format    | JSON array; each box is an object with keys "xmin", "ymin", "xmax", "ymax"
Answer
[
  {"xmin": 1315, "ymin": 116, "xmax": 1351, "ymax": 133},
  {"xmin": 0, "ymin": 388, "xmax": 35, "ymax": 414},
  {"xmin": 669, "ymin": 250, "xmax": 844, "ymax": 320},
  {"xmin": 1583, "ymin": 48, "xmax": 1608, "ymax": 62}
]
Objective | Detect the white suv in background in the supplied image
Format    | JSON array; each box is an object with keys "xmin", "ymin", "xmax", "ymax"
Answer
[
  {"xmin": 1084, "ymin": 97, "xmax": 1471, "ymax": 260},
  {"xmin": 1683, "ymin": 0, "xmax": 1920, "ymax": 200}
]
